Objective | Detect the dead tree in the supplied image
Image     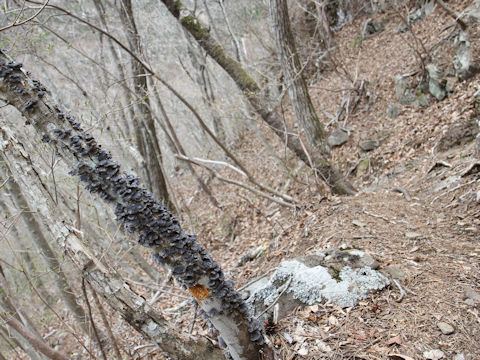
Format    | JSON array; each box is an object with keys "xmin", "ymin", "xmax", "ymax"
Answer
[{"xmin": 0, "ymin": 50, "xmax": 271, "ymax": 360}]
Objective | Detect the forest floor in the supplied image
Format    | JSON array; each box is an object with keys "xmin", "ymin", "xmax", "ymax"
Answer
[{"xmin": 89, "ymin": 2, "xmax": 480, "ymax": 359}]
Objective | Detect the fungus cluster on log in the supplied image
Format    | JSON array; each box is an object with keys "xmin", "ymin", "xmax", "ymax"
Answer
[{"xmin": 0, "ymin": 52, "xmax": 267, "ymax": 360}]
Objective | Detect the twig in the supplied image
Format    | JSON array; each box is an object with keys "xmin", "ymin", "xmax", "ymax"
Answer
[
  {"xmin": 189, "ymin": 302, "xmax": 198, "ymax": 334},
  {"xmin": 81, "ymin": 278, "xmax": 107, "ymax": 360},
  {"xmin": 0, "ymin": 0, "xmax": 50, "ymax": 32},
  {"xmin": 176, "ymin": 154, "xmax": 247, "ymax": 178},
  {"xmin": 391, "ymin": 186, "xmax": 412, "ymax": 201},
  {"xmin": 435, "ymin": 0, "xmax": 467, "ymax": 30},
  {"xmin": 90, "ymin": 285, "xmax": 123, "ymax": 360},
  {"xmin": 393, "ymin": 279, "xmax": 406, "ymax": 303},
  {"xmin": 362, "ymin": 208, "xmax": 389, "ymax": 222},
  {"xmin": 238, "ymin": 269, "xmax": 276, "ymax": 292},
  {"xmin": 430, "ymin": 179, "xmax": 477, "ymax": 204},
  {"xmin": 176, "ymin": 155, "xmax": 298, "ymax": 208}
]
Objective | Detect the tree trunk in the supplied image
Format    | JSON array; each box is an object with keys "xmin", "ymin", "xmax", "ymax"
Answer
[
  {"xmin": 269, "ymin": 0, "xmax": 327, "ymax": 153},
  {"xmin": 159, "ymin": 0, "xmax": 356, "ymax": 195},
  {"xmin": 118, "ymin": 0, "xmax": 173, "ymax": 209},
  {"xmin": 0, "ymin": 312, "xmax": 69, "ymax": 360},
  {"xmin": 0, "ymin": 199, "xmax": 54, "ymax": 305},
  {"xmin": 0, "ymin": 50, "xmax": 271, "ymax": 360},
  {"xmin": 0, "ymin": 162, "xmax": 90, "ymax": 336}
]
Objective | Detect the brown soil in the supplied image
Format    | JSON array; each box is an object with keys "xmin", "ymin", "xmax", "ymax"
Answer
[{"xmin": 162, "ymin": 2, "xmax": 480, "ymax": 359}]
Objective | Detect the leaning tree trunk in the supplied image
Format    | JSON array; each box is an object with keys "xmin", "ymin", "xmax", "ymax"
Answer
[
  {"xmin": 2, "ymin": 132, "xmax": 225, "ymax": 360},
  {"xmin": 0, "ymin": 50, "xmax": 271, "ymax": 360},
  {"xmin": 159, "ymin": 0, "xmax": 356, "ymax": 195},
  {"xmin": 269, "ymin": 0, "xmax": 327, "ymax": 153}
]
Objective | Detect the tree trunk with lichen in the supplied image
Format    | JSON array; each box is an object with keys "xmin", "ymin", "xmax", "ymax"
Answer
[
  {"xmin": 0, "ymin": 51, "xmax": 270, "ymax": 360},
  {"xmin": 159, "ymin": 0, "xmax": 356, "ymax": 195}
]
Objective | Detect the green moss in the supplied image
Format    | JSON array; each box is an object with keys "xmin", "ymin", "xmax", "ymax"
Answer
[
  {"xmin": 328, "ymin": 267, "xmax": 342, "ymax": 282},
  {"xmin": 181, "ymin": 15, "xmax": 209, "ymax": 40}
]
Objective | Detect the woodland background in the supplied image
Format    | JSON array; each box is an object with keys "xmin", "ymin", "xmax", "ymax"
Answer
[{"xmin": 0, "ymin": 0, "xmax": 479, "ymax": 359}]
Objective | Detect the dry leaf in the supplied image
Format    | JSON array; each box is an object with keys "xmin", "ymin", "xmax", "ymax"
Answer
[
  {"xmin": 388, "ymin": 354, "xmax": 415, "ymax": 360},
  {"xmin": 328, "ymin": 315, "xmax": 338, "ymax": 326},
  {"xmin": 386, "ymin": 335, "xmax": 402, "ymax": 346}
]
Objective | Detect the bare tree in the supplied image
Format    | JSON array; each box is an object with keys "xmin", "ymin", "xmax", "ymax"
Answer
[
  {"xmin": 117, "ymin": 0, "xmax": 173, "ymax": 209},
  {"xmin": 0, "ymin": 160, "xmax": 90, "ymax": 336},
  {"xmin": 159, "ymin": 0, "xmax": 356, "ymax": 195}
]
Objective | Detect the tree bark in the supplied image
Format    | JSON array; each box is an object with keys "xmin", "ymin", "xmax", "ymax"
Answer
[
  {"xmin": 159, "ymin": 0, "xmax": 356, "ymax": 195},
  {"xmin": 269, "ymin": 0, "xmax": 327, "ymax": 153},
  {"xmin": 0, "ymin": 50, "xmax": 271, "ymax": 360},
  {"xmin": 118, "ymin": 0, "xmax": 173, "ymax": 209},
  {"xmin": 0, "ymin": 161, "xmax": 90, "ymax": 336}
]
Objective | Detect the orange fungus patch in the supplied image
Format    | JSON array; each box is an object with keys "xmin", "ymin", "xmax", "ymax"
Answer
[{"xmin": 188, "ymin": 284, "xmax": 210, "ymax": 301}]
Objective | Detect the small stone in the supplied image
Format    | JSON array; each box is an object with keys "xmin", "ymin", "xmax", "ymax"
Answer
[
  {"xmin": 328, "ymin": 128, "xmax": 349, "ymax": 147},
  {"xmin": 383, "ymin": 265, "xmax": 407, "ymax": 281},
  {"xmin": 437, "ymin": 321, "xmax": 455, "ymax": 335},
  {"xmin": 464, "ymin": 298, "xmax": 475, "ymax": 306},
  {"xmin": 387, "ymin": 104, "xmax": 400, "ymax": 119},
  {"xmin": 423, "ymin": 349, "xmax": 444, "ymax": 360},
  {"xmin": 359, "ymin": 139, "xmax": 380, "ymax": 151},
  {"xmin": 465, "ymin": 288, "xmax": 480, "ymax": 303},
  {"xmin": 356, "ymin": 158, "xmax": 370, "ymax": 176},
  {"xmin": 352, "ymin": 219, "xmax": 366, "ymax": 227},
  {"xmin": 405, "ymin": 232, "xmax": 422, "ymax": 239},
  {"xmin": 454, "ymin": 353, "xmax": 466, "ymax": 360}
]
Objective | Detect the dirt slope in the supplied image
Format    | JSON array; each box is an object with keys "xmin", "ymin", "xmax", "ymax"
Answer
[{"xmin": 170, "ymin": 2, "xmax": 480, "ymax": 359}]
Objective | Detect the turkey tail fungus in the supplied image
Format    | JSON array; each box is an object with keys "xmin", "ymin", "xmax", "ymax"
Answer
[{"xmin": 0, "ymin": 50, "xmax": 272, "ymax": 360}]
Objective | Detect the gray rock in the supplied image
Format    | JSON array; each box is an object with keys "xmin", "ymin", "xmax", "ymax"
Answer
[
  {"xmin": 437, "ymin": 321, "xmax": 455, "ymax": 335},
  {"xmin": 454, "ymin": 32, "xmax": 480, "ymax": 81},
  {"xmin": 383, "ymin": 265, "xmax": 407, "ymax": 281},
  {"xmin": 328, "ymin": 128, "xmax": 349, "ymax": 147},
  {"xmin": 387, "ymin": 104, "xmax": 400, "ymax": 119},
  {"xmin": 356, "ymin": 157, "xmax": 370, "ymax": 176},
  {"xmin": 454, "ymin": 353, "xmax": 466, "ymax": 360},
  {"xmin": 405, "ymin": 231, "xmax": 422, "ymax": 239},
  {"xmin": 242, "ymin": 247, "xmax": 388, "ymax": 320},
  {"xmin": 423, "ymin": 349, "xmax": 444, "ymax": 360},
  {"xmin": 465, "ymin": 288, "xmax": 480, "ymax": 303},
  {"xmin": 359, "ymin": 139, "xmax": 380, "ymax": 151},
  {"xmin": 426, "ymin": 64, "xmax": 446, "ymax": 101}
]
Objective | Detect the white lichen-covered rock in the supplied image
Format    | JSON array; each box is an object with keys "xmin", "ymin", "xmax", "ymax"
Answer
[{"xmin": 243, "ymin": 247, "xmax": 389, "ymax": 320}]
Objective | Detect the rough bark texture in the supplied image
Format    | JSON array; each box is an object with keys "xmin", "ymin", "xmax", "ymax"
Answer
[
  {"xmin": 270, "ymin": 0, "xmax": 327, "ymax": 153},
  {"xmin": 2, "ymin": 131, "xmax": 225, "ymax": 360},
  {"xmin": 159, "ymin": 0, "xmax": 356, "ymax": 195},
  {"xmin": 0, "ymin": 51, "xmax": 269, "ymax": 360},
  {"xmin": 0, "ymin": 161, "xmax": 90, "ymax": 335},
  {"xmin": 118, "ymin": 0, "xmax": 173, "ymax": 209}
]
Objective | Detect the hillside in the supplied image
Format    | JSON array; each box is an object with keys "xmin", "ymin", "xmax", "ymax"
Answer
[
  {"xmin": 1, "ymin": 1, "xmax": 479, "ymax": 360},
  {"xmin": 166, "ymin": 2, "xmax": 480, "ymax": 359}
]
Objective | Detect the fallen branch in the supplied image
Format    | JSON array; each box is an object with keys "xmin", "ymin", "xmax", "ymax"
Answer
[
  {"xmin": 435, "ymin": 0, "xmax": 467, "ymax": 30},
  {"xmin": 391, "ymin": 186, "xmax": 412, "ymax": 201},
  {"xmin": 393, "ymin": 279, "xmax": 406, "ymax": 303},
  {"xmin": 176, "ymin": 154, "xmax": 298, "ymax": 209}
]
